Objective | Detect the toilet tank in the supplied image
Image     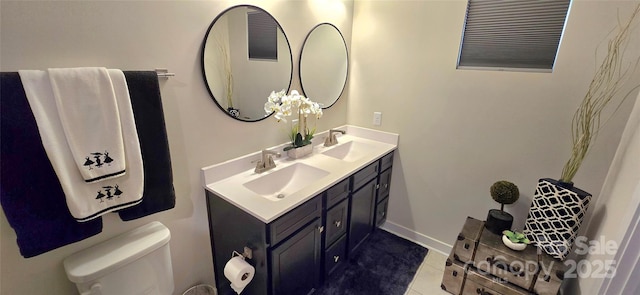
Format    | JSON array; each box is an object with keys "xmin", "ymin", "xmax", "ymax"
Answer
[{"xmin": 63, "ymin": 221, "xmax": 174, "ymax": 295}]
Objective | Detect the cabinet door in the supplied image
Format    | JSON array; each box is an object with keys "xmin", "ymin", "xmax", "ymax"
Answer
[
  {"xmin": 348, "ymin": 178, "xmax": 376, "ymax": 256},
  {"xmin": 271, "ymin": 219, "xmax": 322, "ymax": 295}
]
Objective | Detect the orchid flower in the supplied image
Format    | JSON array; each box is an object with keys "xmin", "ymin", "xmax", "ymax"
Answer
[{"xmin": 264, "ymin": 89, "xmax": 323, "ymax": 148}]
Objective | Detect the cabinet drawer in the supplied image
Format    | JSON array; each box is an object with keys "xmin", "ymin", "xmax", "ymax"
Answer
[
  {"xmin": 326, "ymin": 178, "xmax": 350, "ymax": 209},
  {"xmin": 534, "ymin": 253, "xmax": 567, "ymax": 295},
  {"xmin": 324, "ymin": 234, "xmax": 347, "ymax": 278},
  {"xmin": 325, "ymin": 199, "xmax": 348, "ymax": 247},
  {"xmin": 462, "ymin": 271, "xmax": 532, "ymax": 295},
  {"xmin": 269, "ymin": 195, "xmax": 322, "ymax": 246},
  {"xmin": 441, "ymin": 255, "xmax": 467, "ymax": 295},
  {"xmin": 378, "ymin": 168, "xmax": 392, "ymax": 201},
  {"xmin": 453, "ymin": 217, "xmax": 484, "ymax": 264},
  {"xmin": 380, "ymin": 151, "xmax": 394, "ymax": 172},
  {"xmin": 375, "ymin": 197, "xmax": 389, "ymax": 226},
  {"xmin": 352, "ymin": 161, "xmax": 379, "ymax": 191},
  {"xmin": 473, "ymin": 232, "xmax": 539, "ymax": 290}
]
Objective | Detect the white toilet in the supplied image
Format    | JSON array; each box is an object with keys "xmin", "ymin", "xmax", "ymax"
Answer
[{"xmin": 63, "ymin": 221, "xmax": 174, "ymax": 295}]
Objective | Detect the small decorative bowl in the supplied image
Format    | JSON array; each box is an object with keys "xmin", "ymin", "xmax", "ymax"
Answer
[{"xmin": 502, "ymin": 235, "xmax": 527, "ymax": 251}]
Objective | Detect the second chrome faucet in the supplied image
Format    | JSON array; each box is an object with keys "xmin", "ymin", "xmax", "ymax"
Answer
[
  {"xmin": 254, "ymin": 149, "xmax": 281, "ymax": 173},
  {"xmin": 324, "ymin": 129, "xmax": 346, "ymax": 147}
]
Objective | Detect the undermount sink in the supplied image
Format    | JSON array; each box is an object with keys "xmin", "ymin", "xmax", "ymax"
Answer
[
  {"xmin": 321, "ymin": 141, "xmax": 375, "ymax": 162},
  {"xmin": 243, "ymin": 163, "xmax": 329, "ymax": 201}
]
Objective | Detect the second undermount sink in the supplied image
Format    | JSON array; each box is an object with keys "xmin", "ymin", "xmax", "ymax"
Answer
[
  {"xmin": 321, "ymin": 140, "xmax": 375, "ymax": 162},
  {"xmin": 242, "ymin": 163, "xmax": 329, "ymax": 201}
]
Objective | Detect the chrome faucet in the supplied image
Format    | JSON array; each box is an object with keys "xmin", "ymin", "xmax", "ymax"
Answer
[
  {"xmin": 254, "ymin": 149, "xmax": 281, "ymax": 173},
  {"xmin": 324, "ymin": 129, "xmax": 346, "ymax": 147}
]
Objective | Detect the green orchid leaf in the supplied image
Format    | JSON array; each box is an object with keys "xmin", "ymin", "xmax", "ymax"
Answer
[
  {"xmin": 294, "ymin": 133, "xmax": 304, "ymax": 147},
  {"xmin": 503, "ymin": 230, "xmax": 515, "ymax": 239}
]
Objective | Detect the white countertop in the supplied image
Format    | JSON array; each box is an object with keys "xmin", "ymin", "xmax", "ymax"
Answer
[{"xmin": 201, "ymin": 125, "xmax": 399, "ymax": 223}]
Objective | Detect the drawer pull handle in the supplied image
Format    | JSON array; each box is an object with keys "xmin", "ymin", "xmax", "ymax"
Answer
[
  {"xmin": 476, "ymin": 288, "xmax": 494, "ymax": 295},
  {"xmin": 488, "ymin": 256, "xmax": 524, "ymax": 277},
  {"xmin": 334, "ymin": 255, "xmax": 340, "ymax": 263},
  {"xmin": 452, "ymin": 270, "xmax": 458, "ymax": 277},
  {"xmin": 464, "ymin": 243, "xmax": 470, "ymax": 250},
  {"xmin": 318, "ymin": 226, "xmax": 324, "ymax": 233},
  {"xmin": 376, "ymin": 184, "xmax": 380, "ymax": 189},
  {"xmin": 334, "ymin": 220, "xmax": 342, "ymax": 228}
]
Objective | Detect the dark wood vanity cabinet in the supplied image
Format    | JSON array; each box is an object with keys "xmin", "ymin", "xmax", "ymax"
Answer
[{"xmin": 206, "ymin": 151, "xmax": 394, "ymax": 295}]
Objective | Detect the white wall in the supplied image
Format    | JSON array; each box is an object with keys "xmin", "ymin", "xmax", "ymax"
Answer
[
  {"xmin": 0, "ymin": 1, "xmax": 353, "ymax": 294},
  {"xmin": 3, "ymin": 0, "xmax": 639, "ymax": 294},
  {"xmin": 577, "ymin": 91, "xmax": 640, "ymax": 294},
  {"xmin": 349, "ymin": 0, "xmax": 640, "ymax": 258}
]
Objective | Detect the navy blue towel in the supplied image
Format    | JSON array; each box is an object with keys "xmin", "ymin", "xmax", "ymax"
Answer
[
  {"xmin": 117, "ymin": 71, "xmax": 175, "ymax": 221},
  {"xmin": 0, "ymin": 72, "xmax": 103, "ymax": 258}
]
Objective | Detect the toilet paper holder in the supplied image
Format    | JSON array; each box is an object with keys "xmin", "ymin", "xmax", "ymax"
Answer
[{"xmin": 232, "ymin": 247, "xmax": 252, "ymax": 260}]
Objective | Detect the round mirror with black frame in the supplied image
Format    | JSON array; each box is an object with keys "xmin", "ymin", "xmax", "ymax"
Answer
[
  {"xmin": 299, "ymin": 23, "xmax": 348, "ymax": 109},
  {"xmin": 201, "ymin": 5, "xmax": 293, "ymax": 121}
]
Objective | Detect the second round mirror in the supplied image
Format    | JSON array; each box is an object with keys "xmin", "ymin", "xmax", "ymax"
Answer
[{"xmin": 299, "ymin": 23, "xmax": 349, "ymax": 109}]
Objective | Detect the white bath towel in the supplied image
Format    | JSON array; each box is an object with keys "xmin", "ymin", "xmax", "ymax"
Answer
[
  {"xmin": 19, "ymin": 69, "xmax": 144, "ymax": 222},
  {"xmin": 48, "ymin": 67, "xmax": 126, "ymax": 183}
]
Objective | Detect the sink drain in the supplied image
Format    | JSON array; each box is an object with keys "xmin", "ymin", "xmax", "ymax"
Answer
[{"xmin": 276, "ymin": 193, "xmax": 285, "ymax": 199}]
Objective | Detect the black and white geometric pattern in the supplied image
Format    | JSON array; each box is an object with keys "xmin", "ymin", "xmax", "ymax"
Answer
[{"xmin": 524, "ymin": 179, "xmax": 592, "ymax": 260}]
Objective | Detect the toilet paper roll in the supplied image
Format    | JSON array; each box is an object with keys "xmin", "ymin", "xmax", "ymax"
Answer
[{"xmin": 224, "ymin": 256, "xmax": 255, "ymax": 294}]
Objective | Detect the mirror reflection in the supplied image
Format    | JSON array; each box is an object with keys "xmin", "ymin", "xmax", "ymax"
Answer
[
  {"xmin": 299, "ymin": 23, "xmax": 349, "ymax": 109},
  {"xmin": 202, "ymin": 5, "xmax": 293, "ymax": 121}
]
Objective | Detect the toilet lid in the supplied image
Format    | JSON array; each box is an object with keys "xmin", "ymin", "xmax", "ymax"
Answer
[{"xmin": 63, "ymin": 221, "xmax": 170, "ymax": 283}]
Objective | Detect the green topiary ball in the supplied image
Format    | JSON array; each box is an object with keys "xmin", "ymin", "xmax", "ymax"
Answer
[{"xmin": 490, "ymin": 181, "xmax": 520, "ymax": 205}]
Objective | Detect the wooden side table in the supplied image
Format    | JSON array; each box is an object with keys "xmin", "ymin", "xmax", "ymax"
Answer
[{"xmin": 441, "ymin": 217, "xmax": 566, "ymax": 295}]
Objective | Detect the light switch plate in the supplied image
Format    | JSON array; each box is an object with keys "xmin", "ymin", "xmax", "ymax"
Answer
[{"xmin": 373, "ymin": 112, "xmax": 382, "ymax": 126}]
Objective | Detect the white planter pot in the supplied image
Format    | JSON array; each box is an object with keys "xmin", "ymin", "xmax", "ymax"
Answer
[
  {"xmin": 286, "ymin": 144, "xmax": 313, "ymax": 159},
  {"xmin": 502, "ymin": 235, "xmax": 527, "ymax": 251}
]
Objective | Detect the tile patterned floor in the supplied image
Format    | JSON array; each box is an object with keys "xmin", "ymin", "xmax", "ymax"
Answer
[{"xmin": 405, "ymin": 250, "xmax": 450, "ymax": 295}]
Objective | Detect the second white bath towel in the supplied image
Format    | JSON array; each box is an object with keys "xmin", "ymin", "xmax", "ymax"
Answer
[{"xmin": 48, "ymin": 67, "xmax": 126, "ymax": 183}]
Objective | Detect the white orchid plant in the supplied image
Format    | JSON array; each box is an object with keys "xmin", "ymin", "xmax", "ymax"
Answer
[{"xmin": 264, "ymin": 89, "xmax": 323, "ymax": 151}]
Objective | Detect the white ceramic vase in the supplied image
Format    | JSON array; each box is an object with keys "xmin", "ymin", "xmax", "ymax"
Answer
[{"xmin": 502, "ymin": 235, "xmax": 527, "ymax": 251}]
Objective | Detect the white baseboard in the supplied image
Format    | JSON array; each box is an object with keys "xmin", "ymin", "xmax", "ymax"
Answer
[{"xmin": 380, "ymin": 221, "xmax": 453, "ymax": 256}]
